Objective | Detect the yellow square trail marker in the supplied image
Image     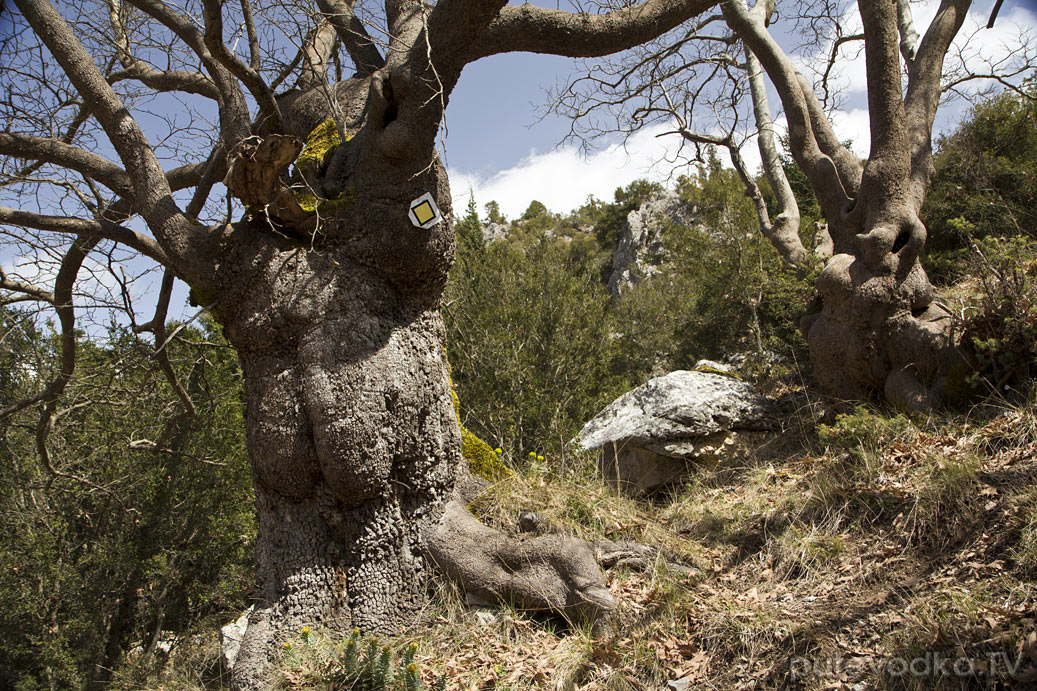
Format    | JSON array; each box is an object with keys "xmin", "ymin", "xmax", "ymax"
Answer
[
  {"xmin": 412, "ymin": 201, "xmax": 435, "ymax": 224},
  {"xmin": 408, "ymin": 192, "xmax": 443, "ymax": 229}
]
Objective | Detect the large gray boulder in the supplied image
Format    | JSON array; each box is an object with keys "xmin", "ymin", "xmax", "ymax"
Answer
[{"xmin": 576, "ymin": 367, "xmax": 773, "ymax": 494}]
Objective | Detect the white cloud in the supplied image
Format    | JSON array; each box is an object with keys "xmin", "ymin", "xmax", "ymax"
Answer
[
  {"xmin": 449, "ymin": 123, "xmax": 694, "ymax": 218},
  {"xmin": 828, "ymin": 108, "xmax": 872, "ymax": 157}
]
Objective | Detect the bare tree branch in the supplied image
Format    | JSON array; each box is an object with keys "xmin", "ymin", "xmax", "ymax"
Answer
[
  {"xmin": 0, "ymin": 132, "xmax": 133, "ymax": 198},
  {"xmin": 132, "ymin": 269, "xmax": 196, "ymax": 451},
  {"xmin": 897, "ymin": 0, "xmax": 921, "ymax": 63},
  {"xmin": 124, "ymin": 0, "xmax": 252, "ymax": 150},
  {"xmin": 0, "ymin": 265, "xmax": 53, "ymax": 305},
  {"xmin": 819, "ymin": 32, "xmax": 863, "ymax": 107},
  {"xmin": 28, "ymin": 236, "xmax": 138, "ymax": 512},
  {"xmin": 0, "ymin": 206, "xmax": 170, "ymax": 265},
  {"xmin": 987, "ymin": 0, "xmax": 1005, "ymax": 29},
  {"xmin": 0, "ymin": 106, "xmax": 90, "ymax": 189},
  {"xmin": 294, "ymin": 18, "xmax": 339, "ymax": 91},
  {"xmin": 104, "ymin": 0, "xmax": 220, "ymax": 98},
  {"xmin": 722, "ymin": 0, "xmax": 853, "ymax": 222},
  {"xmin": 200, "ymin": 0, "xmax": 283, "ymax": 133},
  {"xmin": 239, "ymin": 0, "xmax": 261, "ymax": 71},
  {"xmin": 470, "ymin": 0, "xmax": 720, "ymax": 61},
  {"xmin": 14, "ymin": 0, "xmax": 212, "ymax": 284},
  {"xmin": 744, "ymin": 47, "xmax": 809, "ymax": 266},
  {"xmin": 107, "ymin": 64, "xmax": 220, "ymax": 99},
  {"xmin": 905, "ymin": 0, "xmax": 972, "ymax": 209}
]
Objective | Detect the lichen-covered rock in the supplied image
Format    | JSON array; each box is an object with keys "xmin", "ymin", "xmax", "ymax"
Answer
[{"xmin": 575, "ymin": 369, "xmax": 773, "ymax": 494}]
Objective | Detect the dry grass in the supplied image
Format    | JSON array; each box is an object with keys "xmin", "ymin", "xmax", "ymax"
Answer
[{"xmin": 132, "ymin": 391, "xmax": 1037, "ymax": 691}]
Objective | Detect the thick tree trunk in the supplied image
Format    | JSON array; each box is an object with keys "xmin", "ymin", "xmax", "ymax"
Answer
[
  {"xmin": 217, "ymin": 235, "xmax": 461, "ymax": 689},
  {"xmin": 800, "ymin": 210, "xmax": 962, "ymax": 410},
  {"xmin": 212, "ymin": 74, "xmax": 615, "ymax": 688}
]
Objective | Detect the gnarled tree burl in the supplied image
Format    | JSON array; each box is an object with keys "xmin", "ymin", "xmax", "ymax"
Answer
[{"xmin": 3, "ymin": 0, "xmax": 716, "ymax": 686}]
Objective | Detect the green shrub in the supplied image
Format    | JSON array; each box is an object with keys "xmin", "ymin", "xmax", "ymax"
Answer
[
  {"xmin": 817, "ymin": 406, "xmax": 915, "ymax": 462},
  {"xmin": 445, "ymin": 237, "xmax": 624, "ymax": 459},
  {"xmin": 0, "ymin": 310, "xmax": 254, "ymax": 689},
  {"xmin": 956, "ymin": 236, "xmax": 1037, "ymax": 399}
]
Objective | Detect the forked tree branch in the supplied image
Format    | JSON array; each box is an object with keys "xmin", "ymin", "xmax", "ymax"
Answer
[
  {"xmin": 315, "ymin": 0, "xmax": 385, "ymax": 76},
  {"xmin": 1, "ymin": 107, "xmax": 90, "ymax": 189},
  {"xmin": 722, "ymin": 0, "xmax": 853, "ymax": 220},
  {"xmin": 30, "ymin": 237, "xmax": 138, "ymax": 512},
  {"xmin": 125, "ymin": 0, "xmax": 252, "ymax": 150},
  {"xmin": 104, "ymin": 0, "xmax": 220, "ymax": 98},
  {"xmin": 200, "ymin": 0, "xmax": 283, "ymax": 133},
  {"xmin": 0, "ymin": 266, "xmax": 54, "ymax": 306}
]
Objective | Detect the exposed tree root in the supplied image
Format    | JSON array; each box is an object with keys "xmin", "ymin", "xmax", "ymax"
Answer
[{"xmin": 427, "ymin": 499, "xmax": 618, "ymax": 624}]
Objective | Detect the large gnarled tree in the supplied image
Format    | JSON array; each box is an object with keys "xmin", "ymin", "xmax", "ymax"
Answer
[
  {"xmin": 0, "ymin": 0, "xmax": 719, "ymax": 686},
  {"xmin": 555, "ymin": 0, "xmax": 1034, "ymax": 408}
]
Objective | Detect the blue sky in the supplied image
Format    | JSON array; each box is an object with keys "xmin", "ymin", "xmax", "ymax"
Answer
[{"xmin": 444, "ymin": 0, "xmax": 1037, "ymax": 220}]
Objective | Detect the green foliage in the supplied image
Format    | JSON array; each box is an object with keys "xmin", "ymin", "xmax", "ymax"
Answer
[
  {"xmin": 484, "ymin": 200, "xmax": 506, "ymax": 225},
  {"xmin": 955, "ymin": 236, "xmax": 1037, "ymax": 400},
  {"xmin": 502, "ymin": 199, "xmax": 561, "ymax": 247},
  {"xmin": 923, "ymin": 85, "xmax": 1037, "ymax": 282},
  {"xmin": 445, "ymin": 237, "xmax": 624, "ymax": 458},
  {"xmin": 611, "ymin": 154, "xmax": 814, "ymax": 378},
  {"xmin": 817, "ymin": 405, "xmax": 915, "ymax": 462},
  {"xmin": 594, "ymin": 179, "xmax": 664, "ymax": 249},
  {"xmin": 0, "ymin": 309, "xmax": 254, "ymax": 689},
  {"xmin": 521, "ymin": 199, "xmax": 549, "ymax": 220},
  {"xmin": 455, "ymin": 194, "xmax": 484, "ymax": 254}
]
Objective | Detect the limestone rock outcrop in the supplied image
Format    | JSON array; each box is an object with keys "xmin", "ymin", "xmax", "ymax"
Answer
[{"xmin": 608, "ymin": 191, "xmax": 695, "ymax": 297}]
